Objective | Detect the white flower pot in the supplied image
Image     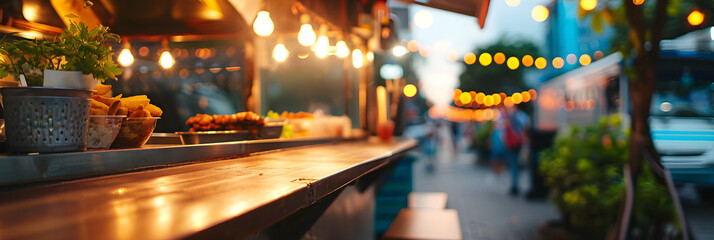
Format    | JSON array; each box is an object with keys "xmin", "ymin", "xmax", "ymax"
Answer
[{"xmin": 43, "ymin": 70, "xmax": 98, "ymax": 90}]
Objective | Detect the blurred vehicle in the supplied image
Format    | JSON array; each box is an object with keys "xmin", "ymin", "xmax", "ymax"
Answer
[{"xmin": 535, "ymin": 28, "xmax": 714, "ymax": 186}]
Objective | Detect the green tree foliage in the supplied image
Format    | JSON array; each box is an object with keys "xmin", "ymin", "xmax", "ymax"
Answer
[
  {"xmin": 458, "ymin": 38, "xmax": 540, "ymax": 95},
  {"xmin": 540, "ymin": 115, "xmax": 678, "ymax": 239}
]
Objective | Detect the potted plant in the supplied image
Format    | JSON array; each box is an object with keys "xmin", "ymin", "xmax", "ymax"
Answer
[
  {"xmin": 0, "ymin": 14, "xmax": 122, "ymax": 89},
  {"xmin": 48, "ymin": 14, "xmax": 123, "ymax": 89}
]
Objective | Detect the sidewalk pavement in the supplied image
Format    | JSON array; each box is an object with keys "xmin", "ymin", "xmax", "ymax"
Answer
[{"xmin": 412, "ymin": 151, "xmax": 559, "ymax": 240}]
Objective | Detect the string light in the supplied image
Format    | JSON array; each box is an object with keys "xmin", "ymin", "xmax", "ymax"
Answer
[
  {"xmin": 253, "ymin": 11, "xmax": 274, "ymax": 37},
  {"xmin": 352, "ymin": 49, "xmax": 363, "ymax": 68},
  {"xmin": 507, "ymin": 57, "xmax": 519, "ymax": 70},
  {"xmin": 298, "ymin": 24, "xmax": 317, "ymax": 46},
  {"xmin": 552, "ymin": 57, "xmax": 565, "ymax": 69},
  {"xmin": 159, "ymin": 51, "xmax": 174, "ymax": 69},
  {"xmin": 336, "ymin": 41, "xmax": 349, "ymax": 58},
  {"xmin": 633, "ymin": 0, "xmax": 645, "ymax": 5},
  {"xmin": 579, "ymin": 54, "xmax": 592, "ymax": 66},
  {"xmin": 315, "ymin": 36, "xmax": 329, "ymax": 59},
  {"xmin": 464, "ymin": 53, "xmax": 477, "ymax": 65},
  {"xmin": 522, "ymin": 55, "xmax": 534, "ymax": 67},
  {"xmin": 494, "ymin": 52, "xmax": 506, "ymax": 64},
  {"xmin": 535, "ymin": 57, "xmax": 547, "ymax": 69},
  {"xmin": 118, "ymin": 48, "xmax": 134, "ymax": 67},
  {"xmin": 479, "ymin": 53, "xmax": 492, "ymax": 66},
  {"xmin": 273, "ymin": 43, "xmax": 288, "ymax": 62}
]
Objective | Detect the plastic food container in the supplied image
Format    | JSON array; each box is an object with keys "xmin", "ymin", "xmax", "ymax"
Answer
[
  {"xmin": 111, "ymin": 117, "xmax": 159, "ymax": 148},
  {"xmin": 87, "ymin": 115, "xmax": 125, "ymax": 149}
]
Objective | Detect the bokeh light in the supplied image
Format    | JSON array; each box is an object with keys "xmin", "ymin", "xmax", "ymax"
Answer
[
  {"xmin": 580, "ymin": 0, "xmax": 597, "ymax": 11},
  {"xmin": 484, "ymin": 95, "xmax": 494, "ymax": 106},
  {"xmin": 594, "ymin": 51, "xmax": 604, "ymax": 60},
  {"xmin": 507, "ymin": 57, "xmax": 520, "ymax": 70},
  {"xmin": 531, "ymin": 5, "xmax": 549, "ymax": 22},
  {"xmin": 404, "ymin": 84, "xmax": 417, "ymax": 97},
  {"xmin": 552, "ymin": 57, "xmax": 565, "ymax": 69},
  {"xmin": 494, "ymin": 52, "xmax": 506, "ymax": 64},
  {"xmin": 579, "ymin": 54, "xmax": 592, "ymax": 66},
  {"xmin": 522, "ymin": 55, "xmax": 534, "ymax": 67},
  {"xmin": 688, "ymin": 10, "xmax": 704, "ymax": 26},
  {"xmin": 414, "ymin": 10, "xmax": 434, "ymax": 29},
  {"xmin": 476, "ymin": 92, "xmax": 485, "ymax": 104},
  {"xmin": 506, "ymin": 0, "xmax": 520, "ymax": 7},
  {"xmin": 633, "ymin": 0, "xmax": 645, "ymax": 5},
  {"xmin": 419, "ymin": 45, "xmax": 431, "ymax": 57},
  {"xmin": 273, "ymin": 43, "xmax": 288, "ymax": 62},
  {"xmin": 535, "ymin": 57, "xmax": 547, "ymax": 69},
  {"xmin": 521, "ymin": 91, "xmax": 531, "ymax": 102},
  {"xmin": 512, "ymin": 92, "xmax": 523, "ymax": 104},
  {"xmin": 407, "ymin": 40, "xmax": 419, "ymax": 52},
  {"xmin": 464, "ymin": 53, "xmax": 477, "ymax": 65},
  {"xmin": 460, "ymin": 92, "xmax": 472, "ymax": 104},
  {"xmin": 566, "ymin": 54, "xmax": 577, "ymax": 64},
  {"xmin": 493, "ymin": 94, "xmax": 502, "ymax": 105},
  {"xmin": 479, "ymin": 53, "xmax": 493, "ymax": 66}
]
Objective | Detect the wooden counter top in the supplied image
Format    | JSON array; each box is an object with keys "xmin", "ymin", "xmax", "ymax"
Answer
[{"xmin": 0, "ymin": 139, "xmax": 416, "ymax": 240}]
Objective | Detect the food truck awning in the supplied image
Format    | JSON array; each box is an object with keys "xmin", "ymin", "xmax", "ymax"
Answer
[{"xmin": 394, "ymin": 0, "xmax": 491, "ymax": 28}]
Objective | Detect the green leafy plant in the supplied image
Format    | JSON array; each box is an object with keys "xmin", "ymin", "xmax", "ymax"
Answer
[
  {"xmin": 56, "ymin": 14, "xmax": 122, "ymax": 82},
  {"xmin": 0, "ymin": 14, "xmax": 122, "ymax": 86},
  {"xmin": 0, "ymin": 36, "xmax": 63, "ymax": 86},
  {"xmin": 539, "ymin": 115, "xmax": 679, "ymax": 239}
]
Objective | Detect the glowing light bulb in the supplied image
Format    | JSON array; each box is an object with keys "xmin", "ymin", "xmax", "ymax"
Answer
[
  {"xmin": 352, "ymin": 49, "xmax": 363, "ymax": 68},
  {"xmin": 298, "ymin": 24, "xmax": 317, "ymax": 46},
  {"xmin": 336, "ymin": 41, "xmax": 349, "ymax": 58},
  {"xmin": 118, "ymin": 49, "xmax": 134, "ymax": 67},
  {"xmin": 273, "ymin": 43, "xmax": 288, "ymax": 62},
  {"xmin": 159, "ymin": 51, "xmax": 174, "ymax": 69},
  {"xmin": 253, "ymin": 11, "xmax": 274, "ymax": 37},
  {"xmin": 392, "ymin": 46, "xmax": 407, "ymax": 57},
  {"xmin": 315, "ymin": 36, "xmax": 329, "ymax": 59}
]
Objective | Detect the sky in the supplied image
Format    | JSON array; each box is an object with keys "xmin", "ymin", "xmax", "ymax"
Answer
[{"xmin": 399, "ymin": 0, "xmax": 550, "ymax": 105}]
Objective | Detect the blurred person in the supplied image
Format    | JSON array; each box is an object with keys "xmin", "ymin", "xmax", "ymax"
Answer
[{"xmin": 490, "ymin": 105, "xmax": 529, "ymax": 195}]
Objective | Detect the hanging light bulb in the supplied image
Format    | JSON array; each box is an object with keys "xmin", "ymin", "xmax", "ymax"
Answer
[
  {"xmin": 273, "ymin": 43, "xmax": 289, "ymax": 62},
  {"xmin": 118, "ymin": 48, "xmax": 134, "ymax": 67},
  {"xmin": 315, "ymin": 36, "xmax": 329, "ymax": 59},
  {"xmin": 298, "ymin": 24, "xmax": 317, "ymax": 46},
  {"xmin": 253, "ymin": 11, "xmax": 274, "ymax": 37},
  {"xmin": 352, "ymin": 49, "xmax": 363, "ymax": 68},
  {"xmin": 159, "ymin": 51, "xmax": 174, "ymax": 69},
  {"xmin": 336, "ymin": 41, "xmax": 349, "ymax": 58}
]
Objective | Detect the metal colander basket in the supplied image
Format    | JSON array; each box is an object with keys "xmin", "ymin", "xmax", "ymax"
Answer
[{"xmin": 1, "ymin": 87, "xmax": 92, "ymax": 153}]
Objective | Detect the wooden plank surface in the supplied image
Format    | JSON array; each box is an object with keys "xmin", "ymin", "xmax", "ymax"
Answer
[
  {"xmin": 383, "ymin": 208, "xmax": 462, "ymax": 240},
  {"xmin": 0, "ymin": 139, "xmax": 416, "ymax": 240},
  {"xmin": 408, "ymin": 192, "xmax": 448, "ymax": 209}
]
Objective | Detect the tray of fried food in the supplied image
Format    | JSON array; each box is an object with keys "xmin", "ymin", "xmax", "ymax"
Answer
[{"xmin": 185, "ymin": 112, "xmax": 265, "ymax": 132}]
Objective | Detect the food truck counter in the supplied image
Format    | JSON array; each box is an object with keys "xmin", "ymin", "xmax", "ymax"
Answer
[{"xmin": 0, "ymin": 138, "xmax": 416, "ymax": 239}]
